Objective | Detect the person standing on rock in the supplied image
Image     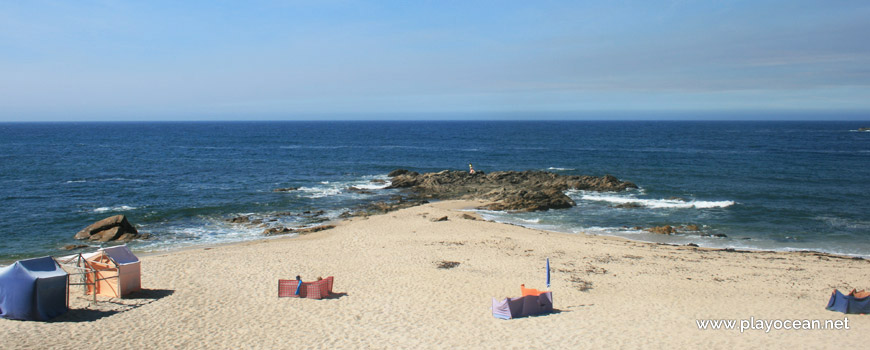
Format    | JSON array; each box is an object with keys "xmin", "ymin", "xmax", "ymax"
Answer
[{"xmin": 468, "ymin": 163, "xmax": 475, "ymax": 174}]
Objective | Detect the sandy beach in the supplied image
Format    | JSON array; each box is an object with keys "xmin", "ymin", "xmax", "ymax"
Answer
[{"xmin": 2, "ymin": 200, "xmax": 868, "ymax": 349}]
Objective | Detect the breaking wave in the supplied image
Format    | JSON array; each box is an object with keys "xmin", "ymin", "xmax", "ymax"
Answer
[
  {"xmin": 577, "ymin": 192, "xmax": 735, "ymax": 209},
  {"xmin": 298, "ymin": 175, "xmax": 391, "ymax": 199},
  {"xmin": 93, "ymin": 205, "xmax": 138, "ymax": 213}
]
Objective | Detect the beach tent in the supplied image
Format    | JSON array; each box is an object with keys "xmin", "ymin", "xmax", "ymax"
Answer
[
  {"xmin": 0, "ymin": 256, "xmax": 69, "ymax": 321},
  {"xmin": 84, "ymin": 245, "xmax": 141, "ymax": 298},
  {"xmin": 492, "ymin": 285, "xmax": 553, "ymax": 319},
  {"xmin": 827, "ymin": 289, "xmax": 870, "ymax": 314}
]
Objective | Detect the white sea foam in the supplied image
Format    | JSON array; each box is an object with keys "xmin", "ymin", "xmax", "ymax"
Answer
[
  {"xmin": 547, "ymin": 167, "xmax": 575, "ymax": 171},
  {"xmin": 67, "ymin": 178, "xmax": 144, "ymax": 184},
  {"xmin": 578, "ymin": 193, "xmax": 735, "ymax": 209},
  {"xmin": 298, "ymin": 175, "xmax": 392, "ymax": 198},
  {"xmin": 104, "ymin": 178, "xmax": 145, "ymax": 182},
  {"xmin": 351, "ymin": 175, "xmax": 392, "ymax": 190},
  {"xmin": 93, "ymin": 205, "xmax": 137, "ymax": 213},
  {"xmin": 351, "ymin": 181, "xmax": 391, "ymax": 190},
  {"xmin": 815, "ymin": 216, "xmax": 870, "ymax": 230},
  {"xmin": 297, "ymin": 186, "xmax": 342, "ymax": 198}
]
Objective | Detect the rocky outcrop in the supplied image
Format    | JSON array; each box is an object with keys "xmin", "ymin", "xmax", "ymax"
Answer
[
  {"xmin": 226, "ymin": 215, "xmax": 264, "ymax": 225},
  {"xmin": 273, "ymin": 187, "xmax": 298, "ymax": 192},
  {"xmin": 264, "ymin": 225, "xmax": 336, "ymax": 236},
  {"xmin": 612, "ymin": 202, "xmax": 643, "ymax": 209},
  {"xmin": 647, "ymin": 225, "xmax": 676, "ymax": 235},
  {"xmin": 347, "ymin": 186, "xmax": 373, "ymax": 194},
  {"xmin": 386, "ymin": 169, "xmax": 636, "ymax": 212},
  {"xmin": 644, "ymin": 224, "xmax": 725, "ymax": 238},
  {"xmin": 296, "ymin": 225, "xmax": 336, "ymax": 234},
  {"xmin": 387, "ymin": 169, "xmax": 413, "ymax": 177},
  {"xmin": 263, "ymin": 227, "xmax": 294, "ymax": 235},
  {"xmin": 460, "ymin": 213, "xmax": 481, "ymax": 221},
  {"xmin": 74, "ymin": 215, "xmax": 142, "ymax": 242},
  {"xmin": 859, "ymin": 127, "xmax": 869, "ymax": 132},
  {"xmin": 482, "ymin": 188, "xmax": 574, "ymax": 212}
]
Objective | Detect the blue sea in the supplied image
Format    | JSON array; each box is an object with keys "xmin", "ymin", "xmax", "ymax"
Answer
[{"xmin": 1, "ymin": 120, "xmax": 868, "ymax": 262}]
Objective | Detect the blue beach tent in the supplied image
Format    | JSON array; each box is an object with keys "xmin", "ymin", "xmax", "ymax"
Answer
[
  {"xmin": 0, "ymin": 256, "xmax": 69, "ymax": 321},
  {"xmin": 826, "ymin": 289, "xmax": 870, "ymax": 314}
]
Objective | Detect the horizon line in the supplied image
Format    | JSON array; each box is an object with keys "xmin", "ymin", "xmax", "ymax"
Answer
[{"xmin": 2, "ymin": 119, "xmax": 869, "ymax": 124}]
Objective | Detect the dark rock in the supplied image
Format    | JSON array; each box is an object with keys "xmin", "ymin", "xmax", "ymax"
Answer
[
  {"xmin": 437, "ymin": 261, "xmax": 461, "ymax": 269},
  {"xmin": 263, "ymin": 224, "xmax": 337, "ymax": 236},
  {"xmin": 296, "ymin": 225, "xmax": 336, "ymax": 234},
  {"xmin": 308, "ymin": 217, "xmax": 329, "ymax": 224},
  {"xmin": 387, "ymin": 169, "xmax": 413, "ymax": 177},
  {"xmin": 370, "ymin": 179, "xmax": 387, "ymax": 184},
  {"xmin": 431, "ymin": 216, "xmax": 448, "ymax": 222},
  {"xmin": 647, "ymin": 225, "xmax": 676, "ymax": 235},
  {"xmin": 709, "ymin": 233, "xmax": 727, "ymax": 238},
  {"xmin": 347, "ymin": 186, "xmax": 373, "ymax": 194},
  {"xmin": 62, "ymin": 244, "xmax": 89, "ymax": 251},
  {"xmin": 686, "ymin": 243, "xmax": 699, "ymax": 247},
  {"xmin": 385, "ymin": 172, "xmax": 421, "ymax": 188},
  {"xmin": 481, "ymin": 188, "xmax": 574, "ymax": 212},
  {"xmin": 91, "ymin": 226, "xmax": 122, "ymax": 241},
  {"xmin": 273, "ymin": 187, "xmax": 299, "ymax": 192},
  {"xmin": 859, "ymin": 127, "xmax": 870, "ymax": 132},
  {"xmin": 226, "ymin": 215, "xmax": 251, "ymax": 224},
  {"xmin": 363, "ymin": 199, "xmax": 429, "ymax": 214},
  {"xmin": 116, "ymin": 232, "xmax": 141, "ymax": 242},
  {"xmin": 74, "ymin": 215, "xmax": 140, "ymax": 242},
  {"xmin": 263, "ymin": 227, "xmax": 294, "ymax": 236},
  {"xmin": 386, "ymin": 169, "xmax": 635, "ymax": 212},
  {"xmin": 460, "ymin": 213, "xmax": 481, "ymax": 221},
  {"xmin": 612, "ymin": 202, "xmax": 643, "ymax": 209}
]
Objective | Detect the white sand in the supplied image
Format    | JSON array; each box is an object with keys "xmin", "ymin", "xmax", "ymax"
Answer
[{"xmin": 2, "ymin": 200, "xmax": 868, "ymax": 349}]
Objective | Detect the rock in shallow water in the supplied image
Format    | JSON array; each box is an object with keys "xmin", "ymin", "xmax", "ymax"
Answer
[{"xmin": 74, "ymin": 215, "xmax": 141, "ymax": 242}]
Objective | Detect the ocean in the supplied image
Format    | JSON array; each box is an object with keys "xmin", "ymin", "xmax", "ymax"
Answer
[{"xmin": 1, "ymin": 120, "xmax": 868, "ymax": 262}]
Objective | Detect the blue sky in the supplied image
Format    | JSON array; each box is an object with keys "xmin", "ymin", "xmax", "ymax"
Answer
[{"xmin": 1, "ymin": 1, "xmax": 869, "ymax": 121}]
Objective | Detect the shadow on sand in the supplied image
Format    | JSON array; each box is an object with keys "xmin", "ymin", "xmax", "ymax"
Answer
[
  {"xmin": 125, "ymin": 288, "xmax": 175, "ymax": 300},
  {"xmin": 48, "ymin": 288, "xmax": 175, "ymax": 323},
  {"xmin": 323, "ymin": 292, "xmax": 349, "ymax": 300}
]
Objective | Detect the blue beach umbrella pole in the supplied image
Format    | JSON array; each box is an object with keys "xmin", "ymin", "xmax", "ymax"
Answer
[{"xmin": 546, "ymin": 258, "xmax": 551, "ymax": 289}]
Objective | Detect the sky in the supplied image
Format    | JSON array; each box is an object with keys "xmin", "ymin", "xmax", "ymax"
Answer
[{"xmin": 1, "ymin": 0, "xmax": 869, "ymax": 121}]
